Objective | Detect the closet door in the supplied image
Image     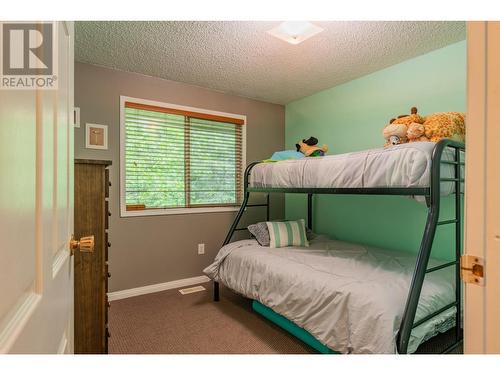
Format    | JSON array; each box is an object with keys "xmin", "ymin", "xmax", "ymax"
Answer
[
  {"xmin": 464, "ymin": 21, "xmax": 500, "ymax": 354},
  {"xmin": 0, "ymin": 21, "xmax": 75, "ymax": 353}
]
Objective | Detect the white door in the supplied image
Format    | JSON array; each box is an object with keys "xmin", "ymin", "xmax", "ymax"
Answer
[
  {"xmin": 464, "ymin": 21, "xmax": 500, "ymax": 353},
  {"xmin": 0, "ymin": 21, "xmax": 74, "ymax": 353}
]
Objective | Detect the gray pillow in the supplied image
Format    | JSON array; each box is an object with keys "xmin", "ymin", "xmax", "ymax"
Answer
[
  {"xmin": 248, "ymin": 222, "xmax": 270, "ymax": 246},
  {"xmin": 248, "ymin": 221, "xmax": 316, "ymax": 247}
]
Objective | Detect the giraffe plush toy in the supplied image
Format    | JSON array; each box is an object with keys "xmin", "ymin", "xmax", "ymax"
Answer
[
  {"xmin": 383, "ymin": 107, "xmax": 465, "ymax": 147},
  {"xmin": 408, "ymin": 112, "xmax": 465, "ymax": 143}
]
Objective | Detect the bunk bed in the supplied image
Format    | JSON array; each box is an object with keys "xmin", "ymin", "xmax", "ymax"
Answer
[{"xmin": 204, "ymin": 139, "xmax": 465, "ymax": 354}]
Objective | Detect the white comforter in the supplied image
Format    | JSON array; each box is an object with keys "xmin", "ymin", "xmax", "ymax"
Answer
[
  {"xmin": 250, "ymin": 142, "xmax": 462, "ymax": 196},
  {"xmin": 204, "ymin": 237, "xmax": 456, "ymax": 354}
]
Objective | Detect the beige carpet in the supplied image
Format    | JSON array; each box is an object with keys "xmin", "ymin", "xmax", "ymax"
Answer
[
  {"xmin": 108, "ymin": 282, "xmax": 462, "ymax": 354},
  {"xmin": 109, "ymin": 283, "xmax": 315, "ymax": 354}
]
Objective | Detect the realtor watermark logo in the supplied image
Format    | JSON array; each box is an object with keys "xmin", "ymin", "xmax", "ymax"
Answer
[{"xmin": 0, "ymin": 22, "xmax": 58, "ymax": 90}]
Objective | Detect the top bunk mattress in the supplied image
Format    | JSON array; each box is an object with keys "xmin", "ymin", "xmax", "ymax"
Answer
[{"xmin": 249, "ymin": 142, "xmax": 462, "ymax": 194}]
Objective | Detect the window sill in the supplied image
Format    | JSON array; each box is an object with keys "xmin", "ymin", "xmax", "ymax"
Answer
[{"xmin": 120, "ymin": 206, "xmax": 240, "ymax": 218}]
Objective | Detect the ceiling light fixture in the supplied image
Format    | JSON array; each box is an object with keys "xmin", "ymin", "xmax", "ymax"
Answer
[{"xmin": 267, "ymin": 21, "xmax": 323, "ymax": 45}]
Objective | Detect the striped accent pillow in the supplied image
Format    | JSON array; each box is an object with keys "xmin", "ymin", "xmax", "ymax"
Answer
[{"xmin": 266, "ymin": 219, "xmax": 309, "ymax": 248}]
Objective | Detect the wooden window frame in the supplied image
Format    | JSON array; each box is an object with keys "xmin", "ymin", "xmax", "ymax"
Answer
[{"xmin": 119, "ymin": 95, "xmax": 246, "ymax": 217}]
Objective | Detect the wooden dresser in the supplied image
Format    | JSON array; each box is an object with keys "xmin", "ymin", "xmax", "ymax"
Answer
[{"xmin": 74, "ymin": 159, "xmax": 112, "ymax": 354}]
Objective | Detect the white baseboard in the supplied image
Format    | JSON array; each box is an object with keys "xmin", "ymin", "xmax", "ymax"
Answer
[{"xmin": 107, "ymin": 275, "xmax": 211, "ymax": 301}]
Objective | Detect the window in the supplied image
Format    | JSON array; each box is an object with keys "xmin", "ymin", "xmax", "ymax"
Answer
[{"xmin": 120, "ymin": 96, "xmax": 246, "ymax": 216}]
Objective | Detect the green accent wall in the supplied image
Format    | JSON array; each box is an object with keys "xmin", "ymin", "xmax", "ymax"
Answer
[{"xmin": 285, "ymin": 41, "xmax": 466, "ymax": 260}]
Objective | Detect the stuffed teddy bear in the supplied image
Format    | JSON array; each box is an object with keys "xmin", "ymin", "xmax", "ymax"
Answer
[
  {"xmin": 382, "ymin": 107, "xmax": 425, "ymax": 147},
  {"xmin": 406, "ymin": 122, "xmax": 429, "ymax": 142},
  {"xmin": 295, "ymin": 136, "xmax": 328, "ymax": 157}
]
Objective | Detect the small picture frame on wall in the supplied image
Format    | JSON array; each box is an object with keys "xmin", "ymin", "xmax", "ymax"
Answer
[{"xmin": 86, "ymin": 123, "xmax": 108, "ymax": 150}]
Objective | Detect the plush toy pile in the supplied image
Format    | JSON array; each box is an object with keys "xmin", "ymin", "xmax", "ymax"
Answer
[
  {"xmin": 267, "ymin": 136, "xmax": 329, "ymax": 162},
  {"xmin": 296, "ymin": 137, "xmax": 329, "ymax": 157},
  {"xmin": 382, "ymin": 107, "xmax": 465, "ymax": 147}
]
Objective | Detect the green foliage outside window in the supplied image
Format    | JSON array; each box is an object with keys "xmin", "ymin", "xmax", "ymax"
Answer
[{"xmin": 125, "ymin": 107, "xmax": 242, "ymax": 209}]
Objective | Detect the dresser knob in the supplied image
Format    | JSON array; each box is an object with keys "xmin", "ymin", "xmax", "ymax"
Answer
[
  {"xmin": 107, "ymin": 272, "xmax": 111, "ymax": 278},
  {"xmin": 108, "ymin": 181, "xmax": 112, "ymax": 187},
  {"xmin": 108, "ymin": 211, "xmax": 111, "ymax": 217},
  {"xmin": 107, "ymin": 242, "xmax": 111, "ymax": 247}
]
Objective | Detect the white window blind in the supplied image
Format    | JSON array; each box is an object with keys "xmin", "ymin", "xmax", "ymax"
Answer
[{"xmin": 124, "ymin": 101, "xmax": 244, "ymax": 212}]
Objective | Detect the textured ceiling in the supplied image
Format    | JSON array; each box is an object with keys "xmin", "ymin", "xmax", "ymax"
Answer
[{"xmin": 75, "ymin": 21, "xmax": 465, "ymax": 105}]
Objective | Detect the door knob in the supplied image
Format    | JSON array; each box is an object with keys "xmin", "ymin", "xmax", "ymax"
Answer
[{"xmin": 70, "ymin": 235, "xmax": 95, "ymax": 255}]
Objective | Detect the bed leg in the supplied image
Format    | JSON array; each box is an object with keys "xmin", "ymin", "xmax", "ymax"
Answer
[
  {"xmin": 307, "ymin": 193, "xmax": 313, "ymax": 230},
  {"xmin": 213, "ymin": 281, "xmax": 220, "ymax": 302}
]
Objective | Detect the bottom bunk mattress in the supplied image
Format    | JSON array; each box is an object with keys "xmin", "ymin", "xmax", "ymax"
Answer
[{"xmin": 203, "ymin": 236, "xmax": 456, "ymax": 354}]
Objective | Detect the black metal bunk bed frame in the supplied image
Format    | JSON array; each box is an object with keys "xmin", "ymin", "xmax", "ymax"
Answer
[{"xmin": 214, "ymin": 139, "xmax": 465, "ymax": 354}]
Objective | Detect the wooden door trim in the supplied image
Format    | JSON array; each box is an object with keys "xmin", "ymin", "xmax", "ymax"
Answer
[
  {"xmin": 484, "ymin": 21, "xmax": 500, "ymax": 353},
  {"xmin": 465, "ymin": 21, "xmax": 500, "ymax": 354},
  {"xmin": 464, "ymin": 20, "xmax": 487, "ymax": 354}
]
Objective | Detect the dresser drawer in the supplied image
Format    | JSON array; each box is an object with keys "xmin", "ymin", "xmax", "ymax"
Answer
[
  {"xmin": 105, "ymin": 168, "xmax": 110, "ymax": 198},
  {"xmin": 105, "ymin": 232, "xmax": 110, "ymax": 262},
  {"xmin": 105, "ymin": 201, "xmax": 110, "ymax": 229}
]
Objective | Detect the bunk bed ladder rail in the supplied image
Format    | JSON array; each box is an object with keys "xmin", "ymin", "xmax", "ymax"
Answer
[
  {"xmin": 214, "ymin": 162, "xmax": 269, "ymax": 302},
  {"xmin": 397, "ymin": 140, "xmax": 464, "ymax": 354}
]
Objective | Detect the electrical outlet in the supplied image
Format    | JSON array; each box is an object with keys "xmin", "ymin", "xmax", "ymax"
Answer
[{"xmin": 198, "ymin": 243, "xmax": 205, "ymax": 255}]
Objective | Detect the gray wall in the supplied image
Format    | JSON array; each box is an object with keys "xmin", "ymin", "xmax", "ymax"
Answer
[{"xmin": 74, "ymin": 62, "xmax": 285, "ymax": 292}]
